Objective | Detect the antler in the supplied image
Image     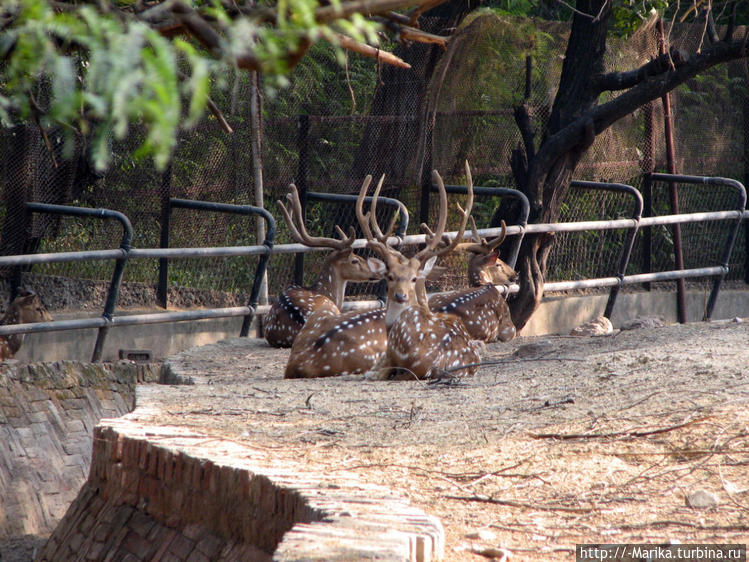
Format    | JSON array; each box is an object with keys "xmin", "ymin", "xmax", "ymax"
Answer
[
  {"xmin": 356, "ymin": 174, "xmax": 402, "ymax": 264},
  {"xmin": 416, "ymin": 161, "xmax": 475, "ymax": 262},
  {"xmin": 456, "ymin": 217, "xmax": 507, "ymax": 255},
  {"xmin": 277, "ymin": 183, "xmax": 355, "ymax": 249}
]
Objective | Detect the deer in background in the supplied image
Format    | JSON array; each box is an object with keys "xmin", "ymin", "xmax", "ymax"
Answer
[
  {"xmin": 0, "ymin": 289, "xmax": 53, "ymax": 361},
  {"xmin": 285, "ymin": 163, "xmax": 481, "ymax": 380},
  {"xmin": 264, "ymin": 184, "xmax": 386, "ymax": 348},
  {"xmin": 427, "ymin": 218, "xmax": 518, "ymax": 343}
]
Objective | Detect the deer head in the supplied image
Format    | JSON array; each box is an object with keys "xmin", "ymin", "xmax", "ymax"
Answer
[
  {"xmin": 277, "ymin": 184, "xmax": 386, "ymax": 305},
  {"xmin": 356, "ymin": 163, "xmax": 473, "ymax": 328},
  {"xmin": 450, "ymin": 217, "xmax": 518, "ymax": 287},
  {"xmin": 0, "ymin": 290, "xmax": 53, "ymax": 360}
]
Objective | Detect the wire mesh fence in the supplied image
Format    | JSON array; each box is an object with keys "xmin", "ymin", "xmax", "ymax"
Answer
[{"xmin": 0, "ymin": 13, "xmax": 746, "ymax": 311}]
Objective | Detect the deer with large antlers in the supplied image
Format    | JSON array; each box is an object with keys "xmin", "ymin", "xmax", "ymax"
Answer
[
  {"xmin": 378, "ymin": 161, "xmax": 485, "ymax": 379},
  {"xmin": 427, "ymin": 218, "xmax": 518, "ymax": 343},
  {"xmin": 264, "ymin": 184, "xmax": 386, "ymax": 348},
  {"xmin": 285, "ymin": 162, "xmax": 482, "ymax": 380}
]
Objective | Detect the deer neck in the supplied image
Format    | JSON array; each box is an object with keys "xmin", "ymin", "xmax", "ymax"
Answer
[
  {"xmin": 313, "ymin": 266, "xmax": 346, "ymax": 308},
  {"xmin": 385, "ymin": 300, "xmax": 410, "ymax": 329},
  {"xmin": 470, "ymin": 269, "xmax": 490, "ymax": 286}
]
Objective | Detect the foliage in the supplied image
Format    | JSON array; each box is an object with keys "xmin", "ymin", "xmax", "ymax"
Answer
[{"xmin": 0, "ymin": 0, "xmax": 382, "ymax": 172}]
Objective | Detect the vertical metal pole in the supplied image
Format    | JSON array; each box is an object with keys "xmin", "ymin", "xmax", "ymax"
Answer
[
  {"xmin": 642, "ymin": 174, "xmax": 653, "ymax": 291},
  {"xmin": 157, "ymin": 163, "xmax": 172, "ymax": 309},
  {"xmin": 744, "ymin": 95, "xmax": 749, "ymax": 284},
  {"xmin": 419, "ymin": 115, "xmax": 434, "ymax": 227},
  {"xmin": 641, "ymin": 101, "xmax": 655, "ymax": 292},
  {"xmin": 294, "ymin": 114, "xmax": 310, "ymax": 286},
  {"xmin": 658, "ymin": 19, "xmax": 687, "ymax": 323},
  {"xmin": 244, "ymin": 71, "xmax": 267, "ymax": 337}
]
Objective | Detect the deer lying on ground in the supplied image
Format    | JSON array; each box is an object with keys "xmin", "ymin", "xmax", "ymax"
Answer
[
  {"xmin": 427, "ymin": 218, "xmax": 518, "ymax": 343},
  {"xmin": 0, "ymin": 289, "xmax": 53, "ymax": 361},
  {"xmin": 285, "ymin": 163, "xmax": 481, "ymax": 380},
  {"xmin": 264, "ymin": 184, "xmax": 385, "ymax": 348},
  {"xmin": 381, "ymin": 162, "xmax": 483, "ymax": 379}
]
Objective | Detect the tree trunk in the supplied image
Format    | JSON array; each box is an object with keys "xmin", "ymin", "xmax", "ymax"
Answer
[
  {"xmin": 507, "ymin": 0, "xmax": 611, "ymax": 331},
  {"xmin": 350, "ymin": 0, "xmax": 479, "ymax": 187}
]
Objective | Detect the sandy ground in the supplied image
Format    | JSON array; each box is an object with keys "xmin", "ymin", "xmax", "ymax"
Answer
[{"xmin": 129, "ymin": 316, "xmax": 749, "ymax": 560}]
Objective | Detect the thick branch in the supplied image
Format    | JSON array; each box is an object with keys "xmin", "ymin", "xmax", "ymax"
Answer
[
  {"xmin": 725, "ymin": 1, "xmax": 737, "ymax": 42},
  {"xmin": 529, "ymin": 37, "xmax": 749, "ymax": 191},
  {"xmin": 335, "ymin": 34, "xmax": 411, "ymax": 67},
  {"xmin": 704, "ymin": 7, "xmax": 719, "ymax": 44},
  {"xmin": 513, "ymin": 104, "xmax": 535, "ymax": 161},
  {"xmin": 596, "ymin": 48, "xmax": 686, "ymax": 91}
]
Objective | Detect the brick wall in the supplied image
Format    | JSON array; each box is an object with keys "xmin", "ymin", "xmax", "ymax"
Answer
[
  {"xmin": 0, "ymin": 361, "xmax": 157, "ymax": 539},
  {"xmin": 36, "ymin": 419, "xmax": 445, "ymax": 561}
]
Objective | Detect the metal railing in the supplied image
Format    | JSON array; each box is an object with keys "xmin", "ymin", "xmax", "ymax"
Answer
[
  {"xmin": 0, "ymin": 175, "xmax": 745, "ymax": 362},
  {"xmin": 0, "ymin": 200, "xmax": 276, "ymax": 361},
  {"xmin": 432, "ymin": 184, "xmax": 529, "ymax": 268}
]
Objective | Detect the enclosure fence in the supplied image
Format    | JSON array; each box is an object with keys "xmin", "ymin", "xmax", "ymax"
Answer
[
  {"xmin": 2, "ymin": 15, "xmax": 748, "ymax": 308},
  {"xmin": 0, "ymin": 174, "xmax": 744, "ymax": 362}
]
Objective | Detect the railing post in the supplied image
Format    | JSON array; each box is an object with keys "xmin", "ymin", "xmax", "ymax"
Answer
[
  {"xmin": 157, "ymin": 162, "xmax": 172, "ymax": 309},
  {"xmin": 419, "ymin": 139, "xmax": 433, "ymax": 229},
  {"xmin": 658, "ymin": 18, "xmax": 687, "ymax": 323},
  {"xmin": 294, "ymin": 113, "xmax": 310, "ymax": 286},
  {"xmin": 641, "ymin": 173, "xmax": 653, "ymax": 291}
]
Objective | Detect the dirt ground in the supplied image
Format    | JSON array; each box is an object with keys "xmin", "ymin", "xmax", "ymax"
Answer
[{"xmin": 134, "ymin": 316, "xmax": 749, "ymax": 560}]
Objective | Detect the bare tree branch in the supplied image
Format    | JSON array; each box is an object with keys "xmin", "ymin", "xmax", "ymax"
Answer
[
  {"xmin": 532, "ymin": 36, "xmax": 749, "ymax": 190},
  {"xmin": 596, "ymin": 48, "xmax": 686, "ymax": 91},
  {"xmin": 335, "ymin": 33, "xmax": 412, "ymax": 67},
  {"xmin": 381, "ymin": 20, "xmax": 450, "ymax": 47}
]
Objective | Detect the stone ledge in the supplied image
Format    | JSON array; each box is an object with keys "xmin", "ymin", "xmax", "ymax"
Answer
[
  {"xmin": 38, "ymin": 417, "xmax": 444, "ymax": 561},
  {"xmin": 0, "ymin": 360, "xmax": 158, "ymax": 540}
]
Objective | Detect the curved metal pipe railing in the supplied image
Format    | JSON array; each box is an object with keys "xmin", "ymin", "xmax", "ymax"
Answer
[
  {"xmin": 157, "ymin": 198, "xmax": 276, "ymax": 337},
  {"xmin": 569, "ymin": 180, "xmax": 643, "ymax": 318},
  {"xmin": 0, "ymin": 176, "xmax": 745, "ymax": 360},
  {"xmin": 22, "ymin": 203, "xmax": 133, "ymax": 361},
  {"xmin": 432, "ymin": 184, "xmax": 530, "ymax": 269}
]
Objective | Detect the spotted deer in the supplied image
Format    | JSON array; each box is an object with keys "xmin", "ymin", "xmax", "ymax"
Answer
[
  {"xmin": 0, "ymin": 290, "xmax": 53, "ymax": 361},
  {"xmin": 427, "ymin": 219, "xmax": 518, "ymax": 343},
  {"xmin": 285, "ymin": 162, "xmax": 483, "ymax": 380},
  {"xmin": 284, "ymin": 167, "xmax": 470, "ymax": 379},
  {"xmin": 381, "ymin": 161, "xmax": 486, "ymax": 379},
  {"xmin": 264, "ymin": 183, "xmax": 386, "ymax": 348}
]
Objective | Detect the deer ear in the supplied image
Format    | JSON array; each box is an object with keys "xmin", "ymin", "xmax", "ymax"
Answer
[
  {"xmin": 418, "ymin": 255, "xmax": 438, "ymax": 279},
  {"xmin": 426, "ymin": 265, "xmax": 448, "ymax": 281},
  {"xmin": 367, "ymin": 257, "xmax": 387, "ymax": 275}
]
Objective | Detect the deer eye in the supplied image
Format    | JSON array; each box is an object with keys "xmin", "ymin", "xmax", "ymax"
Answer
[
  {"xmin": 387, "ymin": 274, "xmax": 394, "ymax": 281},
  {"xmin": 411, "ymin": 277, "xmax": 417, "ymax": 282}
]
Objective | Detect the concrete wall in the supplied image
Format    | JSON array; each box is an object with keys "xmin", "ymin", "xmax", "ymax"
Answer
[
  {"xmin": 17, "ymin": 311, "xmax": 248, "ymax": 363},
  {"xmin": 519, "ymin": 288, "xmax": 749, "ymax": 336},
  {"xmin": 17, "ymin": 288, "xmax": 749, "ymax": 363},
  {"xmin": 0, "ymin": 361, "xmax": 157, "ymax": 539}
]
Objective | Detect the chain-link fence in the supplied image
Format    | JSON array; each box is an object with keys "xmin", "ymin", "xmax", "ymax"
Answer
[{"xmin": 1, "ymin": 14, "xmax": 746, "ymax": 310}]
